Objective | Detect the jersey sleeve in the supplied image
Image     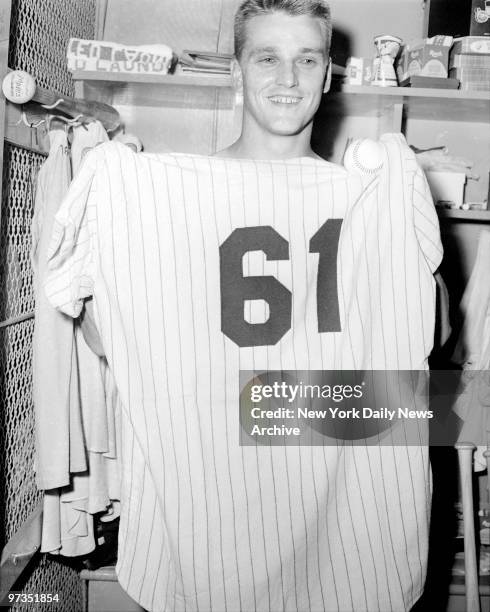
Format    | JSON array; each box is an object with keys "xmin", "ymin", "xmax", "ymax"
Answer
[
  {"xmin": 381, "ymin": 133, "xmax": 443, "ymax": 274},
  {"xmin": 411, "ymin": 161, "xmax": 444, "ymax": 273},
  {"xmin": 44, "ymin": 148, "xmax": 98, "ymax": 318}
]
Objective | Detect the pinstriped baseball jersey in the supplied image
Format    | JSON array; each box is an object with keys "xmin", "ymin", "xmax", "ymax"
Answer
[{"xmin": 45, "ymin": 133, "xmax": 442, "ymax": 612}]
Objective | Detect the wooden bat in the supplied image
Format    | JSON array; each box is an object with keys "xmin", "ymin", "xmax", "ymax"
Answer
[
  {"xmin": 456, "ymin": 442, "xmax": 481, "ymax": 612},
  {"xmin": 2, "ymin": 70, "xmax": 120, "ymax": 131}
]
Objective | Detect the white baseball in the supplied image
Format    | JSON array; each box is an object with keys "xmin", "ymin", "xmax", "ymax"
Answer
[
  {"xmin": 2, "ymin": 70, "xmax": 36, "ymax": 104},
  {"xmin": 343, "ymin": 138, "xmax": 384, "ymax": 175}
]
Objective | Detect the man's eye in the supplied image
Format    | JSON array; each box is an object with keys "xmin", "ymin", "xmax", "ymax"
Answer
[
  {"xmin": 259, "ymin": 57, "xmax": 276, "ymax": 64},
  {"xmin": 300, "ymin": 58, "xmax": 316, "ymax": 65}
]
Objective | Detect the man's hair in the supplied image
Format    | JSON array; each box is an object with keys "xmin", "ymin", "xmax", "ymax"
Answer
[{"xmin": 234, "ymin": 0, "xmax": 332, "ymax": 59}]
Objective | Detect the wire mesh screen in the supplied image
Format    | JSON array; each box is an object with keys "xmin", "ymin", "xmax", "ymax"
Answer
[
  {"xmin": 0, "ymin": 146, "xmax": 37, "ymax": 323},
  {"xmin": 1, "ymin": 1, "xmax": 97, "ymax": 609},
  {"xmin": 0, "ymin": 144, "xmax": 42, "ymax": 544},
  {"xmin": 12, "ymin": 554, "xmax": 83, "ymax": 612},
  {"xmin": 9, "ymin": 0, "xmax": 96, "ymax": 97},
  {"xmin": 0, "ymin": 317, "xmax": 39, "ymax": 542}
]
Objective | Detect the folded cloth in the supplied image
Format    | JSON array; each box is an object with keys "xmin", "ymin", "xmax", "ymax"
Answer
[{"xmin": 67, "ymin": 38, "xmax": 174, "ymax": 75}]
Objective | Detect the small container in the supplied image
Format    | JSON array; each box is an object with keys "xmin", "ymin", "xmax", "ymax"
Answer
[
  {"xmin": 425, "ymin": 170, "xmax": 467, "ymax": 207},
  {"xmin": 372, "ymin": 35, "xmax": 402, "ymax": 87}
]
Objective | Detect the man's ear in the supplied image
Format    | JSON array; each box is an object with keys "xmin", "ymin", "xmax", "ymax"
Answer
[
  {"xmin": 323, "ymin": 57, "xmax": 332, "ymax": 93},
  {"xmin": 231, "ymin": 58, "xmax": 244, "ymax": 98}
]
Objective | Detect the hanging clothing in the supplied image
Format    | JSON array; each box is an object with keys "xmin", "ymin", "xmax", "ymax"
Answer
[
  {"xmin": 70, "ymin": 120, "xmax": 110, "ymax": 171},
  {"xmin": 453, "ymin": 229, "xmax": 490, "ymax": 369},
  {"xmin": 45, "ymin": 133, "xmax": 442, "ymax": 612},
  {"xmin": 71, "ymin": 121, "xmax": 122, "ymax": 519},
  {"xmin": 31, "ymin": 128, "xmax": 85, "ymax": 490},
  {"xmin": 35, "ymin": 122, "xmax": 121, "ymax": 557}
]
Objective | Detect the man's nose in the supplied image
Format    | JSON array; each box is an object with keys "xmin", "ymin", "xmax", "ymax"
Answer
[{"xmin": 276, "ymin": 62, "xmax": 298, "ymax": 87}]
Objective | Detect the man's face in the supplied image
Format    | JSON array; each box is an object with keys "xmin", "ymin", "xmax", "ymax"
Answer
[{"xmin": 237, "ymin": 11, "xmax": 329, "ymax": 138}]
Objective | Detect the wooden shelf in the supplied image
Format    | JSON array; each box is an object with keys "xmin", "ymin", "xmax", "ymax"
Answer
[
  {"xmin": 72, "ymin": 71, "xmax": 490, "ymax": 122},
  {"xmin": 72, "ymin": 70, "xmax": 232, "ymax": 88},
  {"xmin": 72, "ymin": 70, "xmax": 234, "ymax": 108},
  {"xmin": 437, "ymin": 208, "xmax": 490, "ymax": 222},
  {"xmin": 323, "ymin": 83, "xmax": 490, "ymax": 123}
]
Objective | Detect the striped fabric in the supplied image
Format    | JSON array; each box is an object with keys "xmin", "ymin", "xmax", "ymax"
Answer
[{"xmin": 45, "ymin": 133, "xmax": 442, "ymax": 612}]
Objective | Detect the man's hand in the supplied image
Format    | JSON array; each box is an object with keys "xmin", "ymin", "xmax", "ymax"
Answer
[{"xmin": 79, "ymin": 297, "xmax": 105, "ymax": 357}]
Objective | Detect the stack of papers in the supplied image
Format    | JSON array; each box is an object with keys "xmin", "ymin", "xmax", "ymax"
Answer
[{"xmin": 179, "ymin": 50, "xmax": 234, "ymax": 75}]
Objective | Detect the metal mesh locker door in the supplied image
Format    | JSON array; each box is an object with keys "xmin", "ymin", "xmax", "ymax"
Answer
[{"xmin": 1, "ymin": 1, "xmax": 96, "ymax": 610}]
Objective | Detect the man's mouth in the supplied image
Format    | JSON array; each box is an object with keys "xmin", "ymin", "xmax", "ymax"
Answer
[{"xmin": 268, "ymin": 96, "xmax": 302, "ymax": 104}]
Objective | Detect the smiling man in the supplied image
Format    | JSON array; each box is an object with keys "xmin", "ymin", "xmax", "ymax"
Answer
[{"xmin": 220, "ymin": 0, "xmax": 331, "ymax": 159}]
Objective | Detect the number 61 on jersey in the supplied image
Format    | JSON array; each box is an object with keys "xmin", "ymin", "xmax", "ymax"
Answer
[{"xmin": 220, "ymin": 219, "xmax": 343, "ymax": 348}]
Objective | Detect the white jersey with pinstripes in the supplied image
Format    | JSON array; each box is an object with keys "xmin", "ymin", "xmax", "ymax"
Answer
[{"xmin": 45, "ymin": 133, "xmax": 442, "ymax": 612}]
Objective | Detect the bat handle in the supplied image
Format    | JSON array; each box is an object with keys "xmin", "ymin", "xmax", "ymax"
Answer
[
  {"xmin": 483, "ymin": 450, "xmax": 490, "ymax": 504},
  {"xmin": 456, "ymin": 442, "xmax": 480, "ymax": 612}
]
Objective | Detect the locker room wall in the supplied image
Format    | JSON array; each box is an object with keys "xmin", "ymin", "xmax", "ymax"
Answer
[{"xmin": 102, "ymin": 0, "xmax": 427, "ymax": 65}]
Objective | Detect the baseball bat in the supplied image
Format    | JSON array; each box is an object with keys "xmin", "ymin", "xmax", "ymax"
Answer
[
  {"xmin": 456, "ymin": 442, "xmax": 481, "ymax": 612},
  {"xmin": 2, "ymin": 70, "xmax": 120, "ymax": 131}
]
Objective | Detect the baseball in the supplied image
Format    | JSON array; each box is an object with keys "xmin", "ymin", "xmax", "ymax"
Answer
[
  {"xmin": 343, "ymin": 138, "xmax": 384, "ymax": 175},
  {"xmin": 2, "ymin": 70, "xmax": 36, "ymax": 104}
]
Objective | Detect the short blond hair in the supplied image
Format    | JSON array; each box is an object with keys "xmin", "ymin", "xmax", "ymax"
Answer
[{"xmin": 234, "ymin": 0, "xmax": 332, "ymax": 59}]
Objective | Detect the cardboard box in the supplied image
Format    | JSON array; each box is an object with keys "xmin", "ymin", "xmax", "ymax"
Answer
[
  {"xmin": 449, "ymin": 66, "xmax": 490, "ymax": 79},
  {"xmin": 451, "ymin": 36, "xmax": 490, "ymax": 54},
  {"xmin": 459, "ymin": 80, "xmax": 490, "ymax": 89},
  {"xmin": 426, "ymin": 171, "xmax": 466, "ymax": 206},
  {"xmin": 397, "ymin": 36, "xmax": 453, "ymax": 82},
  {"xmin": 450, "ymin": 53, "xmax": 490, "ymax": 68},
  {"xmin": 345, "ymin": 57, "xmax": 374, "ymax": 86},
  {"xmin": 449, "ymin": 66, "xmax": 490, "ymax": 89}
]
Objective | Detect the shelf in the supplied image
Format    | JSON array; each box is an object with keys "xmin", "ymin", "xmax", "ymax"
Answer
[
  {"xmin": 72, "ymin": 70, "xmax": 234, "ymax": 109},
  {"xmin": 72, "ymin": 70, "xmax": 232, "ymax": 88},
  {"xmin": 437, "ymin": 209, "xmax": 490, "ymax": 222},
  {"xmin": 72, "ymin": 71, "xmax": 490, "ymax": 122},
  {"xmin": 323, "ymin": 83, "xmax": 490, "ymax": 123}
]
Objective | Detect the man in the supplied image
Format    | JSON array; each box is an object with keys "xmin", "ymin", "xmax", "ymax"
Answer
[
  {"xmin": 214, "ymin": 5, "xmax": 434, "ymax": 612},
  {"xmin": 48, "ymin": 1, "xmax": 441, "ymax": 610}
]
